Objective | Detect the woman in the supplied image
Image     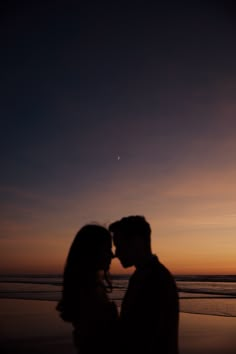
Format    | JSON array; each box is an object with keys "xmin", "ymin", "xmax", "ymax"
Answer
[{"xmin": 56, "ymin": 224, "xmax": 119, "ymax": 353}]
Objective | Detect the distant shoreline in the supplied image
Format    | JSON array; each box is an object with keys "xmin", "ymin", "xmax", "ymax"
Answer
[{"xmin": 1, "ymin": 273, "xmax": 236, "ymax": 282}]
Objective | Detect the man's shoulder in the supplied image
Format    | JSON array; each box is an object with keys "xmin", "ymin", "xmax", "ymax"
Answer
[{"xmin": 154, "ymin": 257, "xmax": 177, "ymax": 284}]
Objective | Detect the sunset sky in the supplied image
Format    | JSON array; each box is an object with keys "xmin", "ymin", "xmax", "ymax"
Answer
[{"xmin": 1, "ymin": 1, "xmax": 236, "ymax": 275}]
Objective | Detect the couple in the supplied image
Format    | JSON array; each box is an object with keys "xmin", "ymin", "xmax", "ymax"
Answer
[{"xmin": 57, "ymin": 215, "xmax": 179, "ymax": 354}]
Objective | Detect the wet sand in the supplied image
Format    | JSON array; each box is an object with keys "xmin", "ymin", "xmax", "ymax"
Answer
[{"xmin": 0, "ymin": 299, "xmax": 236, "ymax": 354}]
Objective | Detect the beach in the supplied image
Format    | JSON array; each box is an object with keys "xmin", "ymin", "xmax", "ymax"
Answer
[
  {"xmin": 1, "ymin": 299, "xmax": 236, "ymax": 354},
  {"xmin": 0, "ymin": 299, "xmax": 74, "ymax": 354}
]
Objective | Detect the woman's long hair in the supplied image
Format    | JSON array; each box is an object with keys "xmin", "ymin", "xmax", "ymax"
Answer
[{"xmin": 56, "ymin": 224, "xmax": 112, "ymax": 323}]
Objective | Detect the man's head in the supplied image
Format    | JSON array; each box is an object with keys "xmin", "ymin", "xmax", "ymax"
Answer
[{"xmin": 109, "ymin": 215, "xmax": 152, "ymax": 268}]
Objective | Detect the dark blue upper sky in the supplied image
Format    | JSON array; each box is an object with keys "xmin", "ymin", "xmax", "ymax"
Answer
[{"xmin": 1, "ymin": 2, "xmax": 235, "ymax": 185}]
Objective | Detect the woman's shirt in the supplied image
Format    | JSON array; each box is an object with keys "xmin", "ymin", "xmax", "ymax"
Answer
[{"xmin": 73, "ymin": 281, "xmax": 119, "ymax": 354}]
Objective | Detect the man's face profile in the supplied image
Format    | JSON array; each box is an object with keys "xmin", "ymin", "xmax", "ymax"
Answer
[{"xmin": 113, "ymin": 232, "xmax": 135, "ymax": 268}]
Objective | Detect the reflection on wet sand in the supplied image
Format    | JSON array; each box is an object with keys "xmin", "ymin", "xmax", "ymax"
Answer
[{"xmin": 0, "ymin": 299, "xmax": 236, "ymax": 354}]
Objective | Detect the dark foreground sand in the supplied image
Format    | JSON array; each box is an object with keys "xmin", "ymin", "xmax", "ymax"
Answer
[{"xmin": 0, "ymin": 299, "xmax": 236, "ymax": 354}]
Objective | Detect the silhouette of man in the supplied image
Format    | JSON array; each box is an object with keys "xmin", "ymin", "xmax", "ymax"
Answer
[{"xmin": 109, "ymin": 215, "xmax": 179, "ymax": 354}]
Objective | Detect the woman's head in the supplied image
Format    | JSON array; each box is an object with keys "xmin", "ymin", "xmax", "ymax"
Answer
[
  {"xmin": 57, "ymin": 224, "xmax": 113, "ymax": 323},
  {"xmin": 66, "ymin": 224, "xmax": 113, "ymax": 273}
]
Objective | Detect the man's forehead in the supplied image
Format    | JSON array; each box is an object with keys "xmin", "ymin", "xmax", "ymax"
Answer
[
  {"xmin": 113, "ymin": 231, "xmax": 132, "ymax": 244},
  {"xmin": 112, "ymin": 231, "xmax": 124, "ymax": 241},
  {"xmin": 112, "ymin": 230, "xmax": 121, "ymax": 238}
]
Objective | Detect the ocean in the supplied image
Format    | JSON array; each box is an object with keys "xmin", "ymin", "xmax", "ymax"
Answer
[{"xmin": 0, "ymin": 274, "xmax": 236, "ymax": 317}]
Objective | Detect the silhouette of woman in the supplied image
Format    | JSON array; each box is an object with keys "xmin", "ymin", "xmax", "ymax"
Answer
[{"xmin": 56, "ymin": 224, "xmax": 118, "ymax": 353}]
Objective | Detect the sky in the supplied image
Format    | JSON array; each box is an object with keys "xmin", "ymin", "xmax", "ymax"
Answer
[{"xmin": 1, "ymin": 1, "xmax": 236, "ymax": 275}]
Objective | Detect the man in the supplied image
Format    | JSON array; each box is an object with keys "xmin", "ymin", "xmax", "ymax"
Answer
[{"xmin": 109, "ymin": 215, "xmax": 179, "ymax": 354}]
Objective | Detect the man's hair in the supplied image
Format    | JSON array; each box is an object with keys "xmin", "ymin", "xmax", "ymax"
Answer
[{"xmin": 109, "ymin": 215, "xmax": 151, "ymax": 242}]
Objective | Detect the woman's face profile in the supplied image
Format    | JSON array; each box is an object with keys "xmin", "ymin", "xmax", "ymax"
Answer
[{"xmin": 96, "ymin": 239, "xmax": 114, "ymax": 271}]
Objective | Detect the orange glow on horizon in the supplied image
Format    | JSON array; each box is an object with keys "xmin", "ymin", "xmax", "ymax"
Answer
[{"xmin": 1, "ymin": 142, "xmax": 236, "ymax": 276}]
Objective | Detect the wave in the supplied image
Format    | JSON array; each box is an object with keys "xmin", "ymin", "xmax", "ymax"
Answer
[
  {"xmin": 1, "ymin": 292, "xmax": 236, "ymax": 318},
  {"xmin": 1, "ymin": 281, "xmax": 236, "ymax": 297},
  {"xmin": 176, "ymin": 275, "xmax": 236, "ymax": 282},
  {"xmin": 178, "ymin": 288, "xmax": 236, "ymax": 297},
  {"xmin": 1, "ymin": 273, "xmax": 236, "ymax": 281},
  {"xmin": 2, "ymin": 285, "xmax": 235, "ymax": 298},
  {"xmin": 0, "ymin": 279, "xmax": 62, "ymax": 286}
]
